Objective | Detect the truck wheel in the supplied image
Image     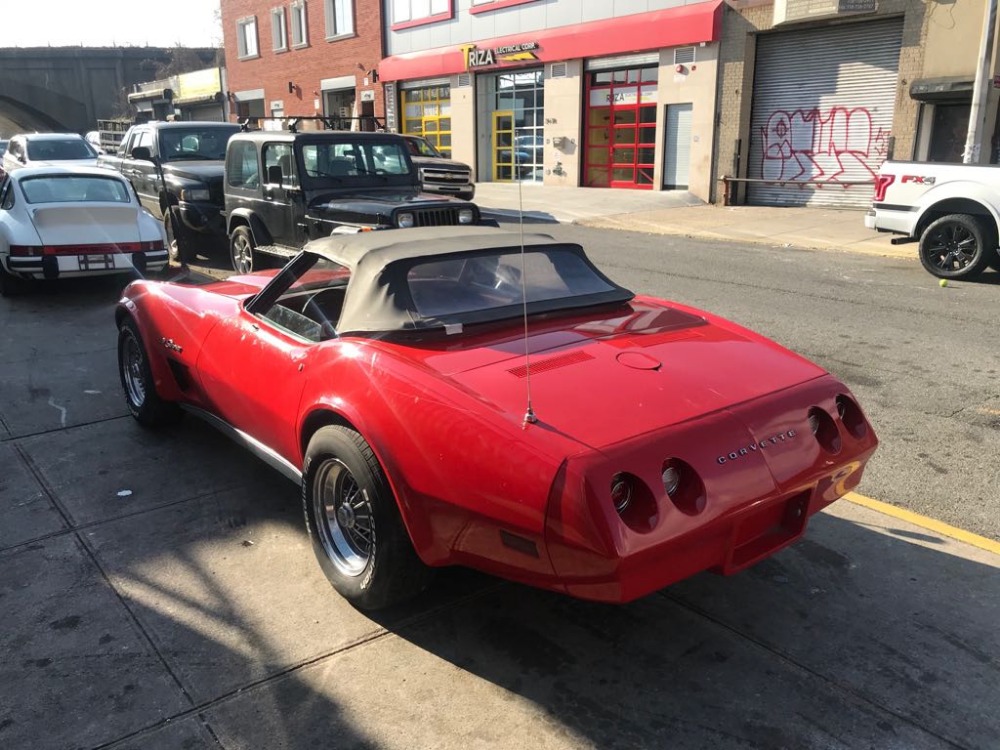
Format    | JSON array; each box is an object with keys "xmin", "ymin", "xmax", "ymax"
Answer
[
  {"xmin": 302, "ymin": 425, "xmax": 431, "ymax": 610},
  {"xmin": 164, "ymin": 209, "xmax": 198, "ymax": 265},
  {"xmin": 230, "ymin": 226, "xmax": 258, "ymax": 275},
  {"xmin": 919, "ymin": 214, "xmax": 996, "ymax": 279}
]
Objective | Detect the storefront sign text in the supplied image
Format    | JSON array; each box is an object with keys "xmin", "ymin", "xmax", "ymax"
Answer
[
  {"xmin": 461, "ymin": 41, "xmax": 540, "ymax": 70},
  {"xmin": 588, "ymin": 85, "xmax": 657, "ymax": 107}
]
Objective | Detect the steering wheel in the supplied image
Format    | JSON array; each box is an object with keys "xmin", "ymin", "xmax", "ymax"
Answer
[{"xmin": 303, "ymin": 294, "xmax": 338, "ymax": 340}]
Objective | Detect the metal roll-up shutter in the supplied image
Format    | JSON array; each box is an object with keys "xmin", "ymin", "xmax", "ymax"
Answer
[{"xmin": 747, "ymin": 19, "xmax": 903, "ymax": 208}]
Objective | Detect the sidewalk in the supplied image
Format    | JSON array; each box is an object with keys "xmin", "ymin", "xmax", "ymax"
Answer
[{"xmin": 473, "ymin": 183, "xmax": 913, "ymax": 260}]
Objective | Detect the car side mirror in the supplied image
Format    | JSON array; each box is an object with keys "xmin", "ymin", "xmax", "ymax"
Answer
[
  {"xmin": 267, "ymin": 164, "xmax": 283, "ymax": 185},
  {"xmin": 131, "ymin": 146, "xmax": 153, "ymax": 161}
]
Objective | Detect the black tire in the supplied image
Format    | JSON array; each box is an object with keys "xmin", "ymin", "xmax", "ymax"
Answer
[
  {"xmin": 230, "ymin": 225, "xmax": 258, "ymax": 275},
  {"xmin": 117, "ymin": 318, "xmax": 182, "ymax": 428},
  {"xmin": 164, "ymin": 208, "xmax": 198, "ymax": 265},
  {"xmin": 919, "ymin": 214, "xmax": 997, "ymax": 280},
  {"xmin": 0, "ymin": 261, "xmax": 30, "ymax": 297},
  {"xmin": 302, "ymin": 425, "xmax": 431, "ymax": 610}
]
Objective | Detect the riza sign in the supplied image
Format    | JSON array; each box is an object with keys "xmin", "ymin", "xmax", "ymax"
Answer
[
  {"xmin": 588, "ymin": 85, "xmax": 658, "ymax": 107},
  {"xmin": 461, "ymin": 41, "xmax": 540, "ymax": 70}
]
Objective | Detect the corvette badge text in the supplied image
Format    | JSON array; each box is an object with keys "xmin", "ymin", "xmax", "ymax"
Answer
[{"xmin": 717, "ymin": 430, "xmax": 797, "ymax": 464}]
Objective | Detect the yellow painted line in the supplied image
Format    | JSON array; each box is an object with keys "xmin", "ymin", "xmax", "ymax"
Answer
[{"xmin": 845, "ymin": 492, "xmax": 1000, "ymax": 556}]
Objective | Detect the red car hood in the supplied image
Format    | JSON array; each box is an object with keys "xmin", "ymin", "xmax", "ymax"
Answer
[{"xmin": 413, "ymin": 300, "xmax": 827, "ymax": 450}]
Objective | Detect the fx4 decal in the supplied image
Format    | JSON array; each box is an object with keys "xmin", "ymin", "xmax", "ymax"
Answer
[{"xmin": 901, "ymin": 175, "xmax": 937, "ymax": 185}]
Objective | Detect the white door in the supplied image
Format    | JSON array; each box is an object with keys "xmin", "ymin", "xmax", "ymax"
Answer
[{"xmin": 663, "ymin": 103, "xmax": 692, "ymax": 190}]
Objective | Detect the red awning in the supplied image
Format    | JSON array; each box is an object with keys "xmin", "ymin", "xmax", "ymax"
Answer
[{"xmin": 379, "ymin": 1, "xmax": 723, "ymax": 82}]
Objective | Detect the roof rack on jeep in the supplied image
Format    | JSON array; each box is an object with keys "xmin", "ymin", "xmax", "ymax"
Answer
[{"xmin": 237, "ymin": 115, "xmax": 388, "ymax": 134}]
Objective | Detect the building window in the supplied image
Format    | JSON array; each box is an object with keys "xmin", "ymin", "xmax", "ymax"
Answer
[
  {"xmin": 236, "ymin": 17, "xmax": 259, "ymax": 59},
  {"xmin": 391, "ymin": 0, "xmax": 452, "ymax": 28},
  {"xmin": 290, "ymin": 0, "xmax": 309, "ymax": 47},
  {"xmin": 401, "ymin": 85, "xmax": 452, "ymax": 157},
  {"xmin": 271, "ymin": 8, "xmax": 287, "ymax": 51},
  {"xmin": 325, "ymin": 0, "xmax": 354, "ymax": 38},
  {"xmin": 469, "ymin": 0, "xmax": 537, "ymax": 12}
]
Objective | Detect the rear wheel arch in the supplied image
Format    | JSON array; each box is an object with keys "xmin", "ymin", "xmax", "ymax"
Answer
[
  {"xmin": 915, "ymin": 198, "xmax": 999, "ymax": 242},
  {"xmin": 227, "ymin": 210, "xmax": 272, "ymax": 246},
  {"xmin": 299, "ymin": 406, "xmax": 436, "ymax": 562}
]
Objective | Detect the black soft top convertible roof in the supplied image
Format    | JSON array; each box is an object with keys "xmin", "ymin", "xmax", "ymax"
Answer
[{"xmin": 304, "ymin": 226, "xmax": 634, "ymax": 335}]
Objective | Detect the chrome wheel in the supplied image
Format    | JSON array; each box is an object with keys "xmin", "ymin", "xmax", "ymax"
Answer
[
  {"xmin": 121, "ymin": 329, "xmax": 147, "ymax": 409},
  {"xmin": 230, "ymin": 229, "xmax": 255, "ymax": 274},
  {"xmin": 314, "ymin": 458, "xmax": 375, "ymax": 577}
]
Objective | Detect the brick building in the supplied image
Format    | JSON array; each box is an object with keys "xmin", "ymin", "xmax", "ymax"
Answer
[
  {"xmin": 715, "ymin": 0, "xmax": 1000, "ymax": 207},
  {"xmin": 219, "ymin": 0, "xmax": 385, "ymax": 128}
]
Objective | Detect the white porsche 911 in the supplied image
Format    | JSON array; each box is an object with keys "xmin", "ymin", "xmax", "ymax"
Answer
[{"xmin": 0, "ymin": 166, "xmax": 168, "ymax": 296}]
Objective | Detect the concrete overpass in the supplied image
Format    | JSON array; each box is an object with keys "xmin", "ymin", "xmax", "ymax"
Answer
[{"xmin": 0, "ymin": 47, "xmax": 217, "ymax": 137}]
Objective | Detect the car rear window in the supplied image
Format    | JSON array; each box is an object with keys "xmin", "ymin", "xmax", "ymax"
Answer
[
  {"xmin": 406, "ymin": 248, "xmax": 616, "ymax": 318},
  {"xmin": 20, "ymin": 176, "xmax": 131, "ymax": 204},
  {"xmin": 26, "ymin": 138, "xmax": 96, "ymax": 161}
]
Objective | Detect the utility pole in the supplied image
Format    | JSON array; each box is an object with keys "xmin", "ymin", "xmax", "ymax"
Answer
[{"xmin": 965, "ymin": 0, "xmax": 998, "ymax": 163}]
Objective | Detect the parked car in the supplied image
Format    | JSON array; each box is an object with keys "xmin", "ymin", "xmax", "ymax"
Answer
[
  {"xmin": 224, "ymin": 129, "xmax": 489, "ymax": 274},
  {"xmin": 2, "ymin": 133, "xmax": 99, "ymax": 174},
  {"xmin": 115, "ymin": 225, "xmax": 878, "ymax": 610},
  {"xmin": 85, "ymin": 130, "xmax": 104, "ymax": 154},
  {"xmin": 400, "ymin": 134, "xmax": 475, "ymax": 201},
  {"xmin": 0, "ymin": 166, "xmax": 168, "ymax": 295},
  {"xmin": 0, "ymin": 139, "xmax": 8, "ymax": 158},
  {"xmin": 98, "ymin": 121, "xmax": 240, "ymax": 264},
  {"xmin": 865, "ymin": 160, "xmax": 1000, "ymax": 279}
]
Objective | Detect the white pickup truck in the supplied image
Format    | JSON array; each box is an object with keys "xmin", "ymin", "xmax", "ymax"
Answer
[{"xmin": 865, "ymin": 161, "xmax": 1000, "ymax": 279}]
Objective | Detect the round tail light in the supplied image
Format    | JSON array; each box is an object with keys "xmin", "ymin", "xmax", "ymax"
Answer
[
  {"xmin": 662, "ymin": 465, "xmax": 680, "ymax": 497},
  {"xmin": 611, "ymin": 473, "xmax": 633, "ymax": 513},
  {"xmin": 835, "ymin": 394, "xmax": 869, "ymax": 438},
  {"xmin": 662, "ymin": 459, "xmax": 706, "ymax": 516},
  {"xmin": 808, "ymin": 406, "xmax": 842, "ymax": 454}
]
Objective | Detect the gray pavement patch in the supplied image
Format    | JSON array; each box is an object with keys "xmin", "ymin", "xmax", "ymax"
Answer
[
  {"xmin": 0, "ymin": 352, "xmax": 125, "ymax": 438},
  {"xmin": 0, "ymin": 536, "xmax": 191, "ymax": 750},
  {"xmin": 0, "ymin": 443, "xmax": 66, "ymax": 547},
  {"xmin": 669, "ymin": 505, "xmax": 1000, "ymax": 750},
  {"xmin": 200, "ymin": 582, "xmax": 952, "ymax": 750},
  {"xmin": 17, "ymin": 416, "xmax": 277, "ymax": 527},
  {"xmin": 83, "ymin": 480, "xmax": 388, "ymax": 704}
]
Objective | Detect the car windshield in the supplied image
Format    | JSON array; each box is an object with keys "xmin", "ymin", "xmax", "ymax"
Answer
[
  {"xmin": 406, "ymin": 138, "xmax": 441, "ymax": 158},
  {"xmin": 26, "ymin": 138, "xmax": 96, "ymax": 161},
  {"xmin": 20, "ymin": 175, "xmax": 131, "ymax": 204},
  {"xmin": 159, "ymin": 126, "xmax": 239, "ymax": 161},
  {"xmin": 406, "ymin": 248, "xmax": 617, "ymax": 318},
  {"xmin": 300, "ymin": 138, "xmax": 413, "ymax": 186}
]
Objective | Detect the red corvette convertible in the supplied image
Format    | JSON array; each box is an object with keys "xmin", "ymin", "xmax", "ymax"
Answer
[{"xmin": 117, "ymin": 226, "xmax": 877, "ymax": 610}]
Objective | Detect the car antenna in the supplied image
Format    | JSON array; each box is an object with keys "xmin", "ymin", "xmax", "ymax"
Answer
[{"xmin": 516, "ymin": 128, "xmax": 538, "ymax": 428}]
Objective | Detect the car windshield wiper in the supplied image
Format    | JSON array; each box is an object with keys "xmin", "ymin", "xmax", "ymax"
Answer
[
  {"xmin": 353, "ymin": 166, "xmax": 388, "ymax": 181},
  {"xmin": 169, "ymin": 154, "xmax": 215, "ymax": 161},
  {"xmin": 307, "ymin": 171, "xmax": 344, "ymax": 182}
]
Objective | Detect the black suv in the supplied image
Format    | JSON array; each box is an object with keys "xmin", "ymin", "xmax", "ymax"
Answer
[{"xmin": 224, "ymin": 129, "xmax": 490, "ymax": 274}]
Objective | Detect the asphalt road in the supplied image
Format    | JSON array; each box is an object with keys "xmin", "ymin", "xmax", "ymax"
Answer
[{"xmin": 1, "ymin": 227, "xmax": 998, "ymax": 750}]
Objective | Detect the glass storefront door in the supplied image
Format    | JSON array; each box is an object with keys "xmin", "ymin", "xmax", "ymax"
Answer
[
  {"xmin": 483, "ymin": 69, "xmax": 544, "ymax": 183},
  {"xmin": 584, "ymin": 66, "xmax": 658, "ymax": 189},
  {"xmin": 401, "ymin": 84, "xmax": 453, "ymax": 157}
]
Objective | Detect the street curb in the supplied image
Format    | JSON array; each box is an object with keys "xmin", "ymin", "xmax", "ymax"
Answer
[
  {"xmin": 845, "ymin": 492, "xmax": 1000, "ymax": 556},
  {"xmin": 576, "ymin": 216, "xmax": 917, "ymax": 261}
]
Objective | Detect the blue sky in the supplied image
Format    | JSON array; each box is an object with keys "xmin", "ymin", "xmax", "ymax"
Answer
[{"xmin": 9, "ymin": 0, "xmax": 222, "ymax": 48}]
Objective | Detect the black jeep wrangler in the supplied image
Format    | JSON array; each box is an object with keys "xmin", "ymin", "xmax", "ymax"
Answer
[{"xmin": 224, "ymin": 129, "xmax": 490, "ymax": 274}]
